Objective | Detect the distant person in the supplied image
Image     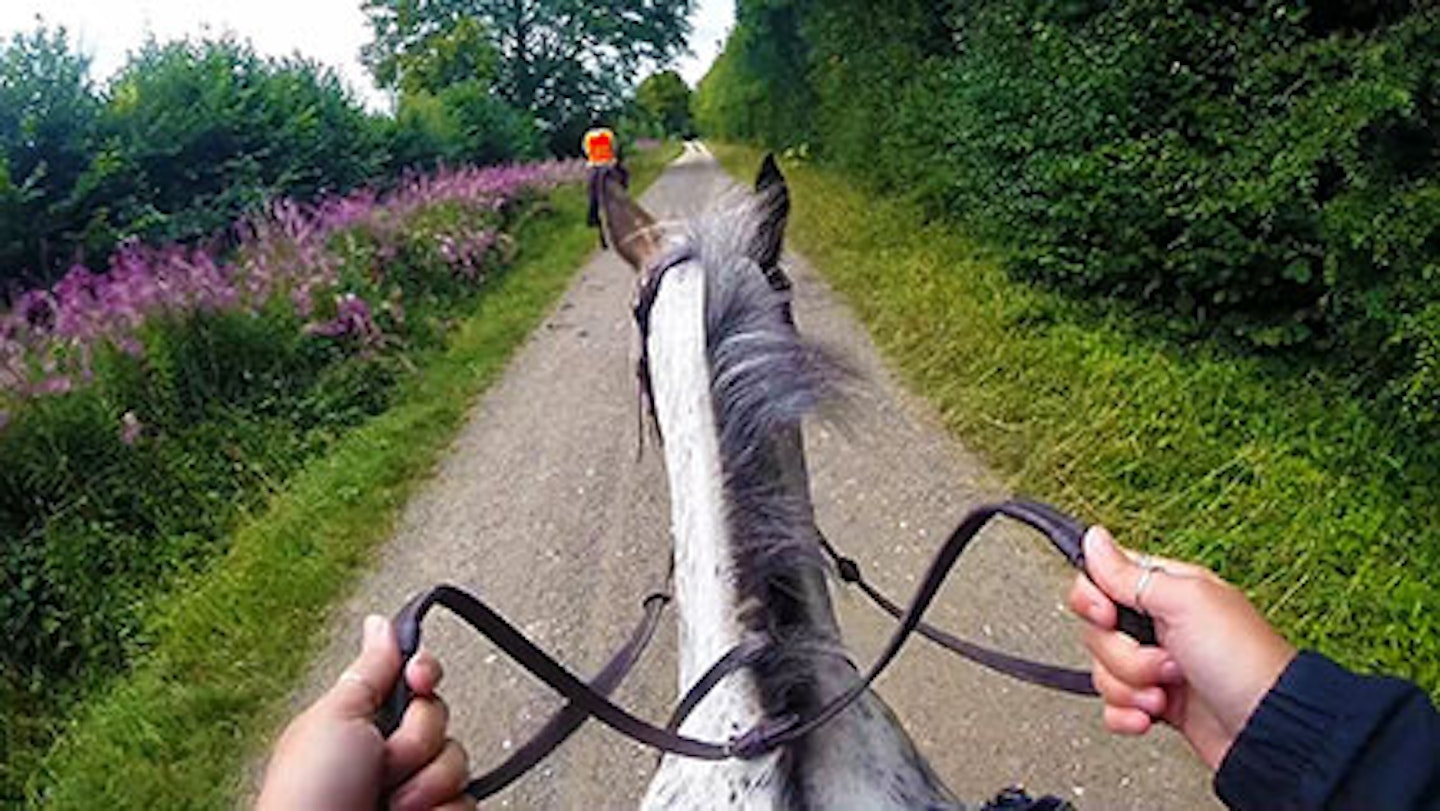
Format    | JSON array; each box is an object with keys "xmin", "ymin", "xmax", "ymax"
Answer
[{"xmin": 583, "ymin": 124, "xmax": 627, "ymax": 248}]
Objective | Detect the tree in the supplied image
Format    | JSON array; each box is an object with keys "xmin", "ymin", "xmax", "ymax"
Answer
[
  {"xmin": 367, "ymin": 15, "xmax": 499, "ymax": 97},
  {"xmin": 362, "ymin": 0, "xmax": 695, "ymax": 152},
  {"xmin": 0, "ymin": 26, "xmax": 101, "ymax": 286},
  {"xmin": 635, "ymin": 69, "xmax": 691, "ymax": 136},
  {"xmin": 87, "ymin": 38, "xmax": 382, "ymax": 250}
]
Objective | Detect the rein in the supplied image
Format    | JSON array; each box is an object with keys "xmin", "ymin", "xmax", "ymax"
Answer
[
  {"xmin": 374, "ymin": 252, "xmax": 1156, "ymax": 800},
  {"xmin": 375, "ymin": 499, "xmax": 1157, "ymax": 801},
  {"xmin": 630, "ymin": 246, "xmax": 696, "ymax": 447}
]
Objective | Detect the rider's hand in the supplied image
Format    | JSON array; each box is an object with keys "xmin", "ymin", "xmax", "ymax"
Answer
[
  {"xmin": 1068, "ymin": 527, "xmax": 1297, "ymax": 770},
  {"xmin": 256, "ymin": 615, "xmax": 473, "ymax": 811}
]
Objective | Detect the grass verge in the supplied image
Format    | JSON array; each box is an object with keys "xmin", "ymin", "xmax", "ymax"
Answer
[
  {"xmin": 712, "ymin": 143, "xmax": 1440, "ymax": 698},
  {"xmin": 30, "ymin": 145, "xmax": 678, "ymax": 807}
]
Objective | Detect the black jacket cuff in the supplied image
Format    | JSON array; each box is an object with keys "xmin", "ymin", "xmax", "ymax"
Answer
[{"xmin": 1214, "ymin": 651, "xmax": 1421, "ymax": 809}]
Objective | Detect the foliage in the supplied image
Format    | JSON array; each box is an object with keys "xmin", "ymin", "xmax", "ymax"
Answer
[
  {"xmin": 362, "ymin": 0, "xmax": 696, "ymax": 153},
  {"xmin": 0, "ymin": 158, "xmax": 584, "ymax": 800},
  {"xmin": 89, "ymin": 38, "xmax": 383, "ymax": 252},
  {"xmin": 385, "ymin": 81, "xmax": 543, "ymax": 173},
  {"xmin": 354, "ymin": 13, "xmax": 542, "ymax": 170},
  {"xmin": 0, "ymin": 27, "xmax": 102, "ymax": 289},
  {"xmin": 0, "ymin": 28, "xmax": 549, "ymax": 294},
  {"xmin": 367, "ymin": 15, "xmax": 500, "ymax": 97},
  {"xmin": 696, "ymin": 1, "xmax": 1440, "ymax": 434},
  {"xmin": 634, "ymin": 70, "xmax": 693, "ymax": 137},
  {"xmin": 22, "ymin": 145, "xmax": 678, "ymax": 807},
  {"xmin": 693, "ymin": 0, "xmax": 815, "ymax": 148},
  {"xmin": 714, "ymin": 143, "xmax": 1440, "ymax": 701}
]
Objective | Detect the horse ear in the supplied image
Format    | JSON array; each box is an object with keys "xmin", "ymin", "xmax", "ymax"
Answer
[
  {"xmin": 598, "ymin": 167, "xmax": 661, "ymax": 271},
  {"xmin": 755, "ymin": 153, "xmax": 785, "ymax": 195},
  {"xmin": 750, "ymin": 154, "xmax": 790, "ymax": 282}
]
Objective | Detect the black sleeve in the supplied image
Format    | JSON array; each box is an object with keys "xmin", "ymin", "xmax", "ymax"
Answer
[{"xmin": 1214, "ymin": 651, "xmax": 1440, "ymax": 810}]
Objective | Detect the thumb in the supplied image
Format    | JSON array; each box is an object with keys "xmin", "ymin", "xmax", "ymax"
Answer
[
  {"xmin": 327, "ymin": 614, "xmax": 402, "ymax": 718},
  {"xmin": 1082, "ymin": 526, "xmax": 1147, "ymax": 612},
  {"xmin": 1084, "ymin": 527, "xmax": 1187, "ymax": 621}
]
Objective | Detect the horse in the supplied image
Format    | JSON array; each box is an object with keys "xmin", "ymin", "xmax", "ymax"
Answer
[{"xmin": 597, "ymin": 152, "xmax": 966, "ymax": 809}]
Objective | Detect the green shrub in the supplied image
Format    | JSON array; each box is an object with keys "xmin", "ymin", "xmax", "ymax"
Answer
[
  {"xmin": 0, "ymin": 157, "xmax": 575, "ymax": 802},
  {"xmin": 696, "ymin": 0, "xmax": 1440, "ymax": 431},
  {"xmin": 0, "ymin": 27, "xmax": 102, "ymax": 288},
  {"xmin": 88, "ymin": 38, "xmax": 383, "ymax": 250},
  {"xmin": 0, "ymin": 27, "xmax": 551, "ymax": 291},
  {"xmin": 384, "ymin": 81, "xmax": 542, "ymax": 173}
]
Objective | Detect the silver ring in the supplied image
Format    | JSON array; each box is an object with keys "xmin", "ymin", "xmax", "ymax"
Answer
[{"xmin": 1134, "ymin": 556, "xmax": 1164, "ymax": 616}]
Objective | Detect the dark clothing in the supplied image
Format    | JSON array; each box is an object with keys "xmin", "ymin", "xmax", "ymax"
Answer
[
  {"xmin": 587, "ymin": 163, "xmax": 629, "ymax": 231},
  {"xmin": 1216, "ymin": 652, "xmax": 1440, "ymax": 810}
]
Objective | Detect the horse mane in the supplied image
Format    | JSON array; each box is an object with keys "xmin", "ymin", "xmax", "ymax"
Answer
[
  {"xmin": 693, "ymin": 186, "xmax": 843, "ymax": 596},
  {"xmin": 680, "ymin": 183, "xmax": 862, "ymax": 795}
]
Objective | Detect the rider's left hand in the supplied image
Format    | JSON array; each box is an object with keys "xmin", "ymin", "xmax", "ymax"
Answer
[{"xmin": 256, "ymin": 615, "xmax": 474, "ymax": 811}]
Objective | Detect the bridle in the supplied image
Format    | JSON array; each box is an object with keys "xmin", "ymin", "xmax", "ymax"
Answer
[
  {"xmin": 378, "ymin": 500, "xmax": 1156, "ymax": 801},
  {"xmin": 373, "ymin": 252, "xmax": 1158, "ymax": 802}
]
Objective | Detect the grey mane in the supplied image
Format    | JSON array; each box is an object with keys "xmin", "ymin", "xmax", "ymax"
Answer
[
  {"xmin": 670, "ymin": 182, "xmax": 961, "ymax": 810},
  {"xmin": 692, "ymin": 186, "xmax": 843, "ymax": 604},
  {"xmin": 690, "ymin": 185, "xmax": 849, "ymax": 803}
]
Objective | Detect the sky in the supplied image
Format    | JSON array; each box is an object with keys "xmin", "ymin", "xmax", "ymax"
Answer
[{"xmin": 0, "ymin": 0, "xmax": 734, "ymax": 110}]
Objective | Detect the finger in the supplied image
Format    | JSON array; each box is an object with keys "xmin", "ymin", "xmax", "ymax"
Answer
[
  {"xmin": 1084, "ymin": 527, "xmax": 1195, "ymax": 620},
  {"xmin": 405, "ymin": 649, "xmax": 443, "ymax": 697},
  {"xmin": 1083, "ymin": 623, "xmax": 1179, "ymax": 687},
  {"xmin": 1082, "ymin": 526, "xmax": 1144, "ymax": 608},
  {"xmin": 327, "ymin": 615, "xmax": 402, "ymax": 718},
  {"xmin": 389, "ymin": 740, "xmax": 469, "ymax": 811},
  {"xmin": 1069, "ymin": 571, "xmax": 1117, "ymax": 629},
  {"xmin": 1103, "ymin": 704, "xmax": 1154, "ymax": 736},
  {"xmin": 1120, "ymin": 548, "xmax": 1217, "ymax": 582},
  {"xmin": 1092, "ymin": 662, "xmax": 1168, "ymax": 717},
  {"xmin": 384, "ymin": 695, "xmax": 450, "ymax": 788}
]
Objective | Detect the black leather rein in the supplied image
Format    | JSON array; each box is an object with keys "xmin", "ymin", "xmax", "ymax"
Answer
[{"xmin": 375, "ymin": 499, "xmax": 1157, "ymax": 801}]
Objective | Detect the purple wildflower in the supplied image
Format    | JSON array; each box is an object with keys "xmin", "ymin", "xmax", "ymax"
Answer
[
  {"xmin": 120, "ymin": 411, "xmax": 143, "ymax": 446},
  {"xmin": 36, "ymin": 376, "xmax": 73, "ymax": 396},
  {"xmin": 305, "ymin": 293, "xmax": 382, "ymax": 346},
  {"xmin": 0, "ymin": 157, "xmax": 585, "ymax": 403}
]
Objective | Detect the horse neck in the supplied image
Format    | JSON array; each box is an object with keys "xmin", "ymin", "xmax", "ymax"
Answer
[
  {"xmin": 641, "ymin": 255, "xmax": 791, "ymax": 808},
  {"xmin": 646, "ymin": 256, "xmax": 772, "ymax": 697},
  {"xmin": 642, "ymin": 256, "xmax": 958, "ymax": 809}
]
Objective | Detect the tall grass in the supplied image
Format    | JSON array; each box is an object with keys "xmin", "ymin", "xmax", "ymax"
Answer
[
  {"xmin": 24, "ymin": 143, "xmax": 678, "ymax": 808},
  {"xmin": 711, "ymin": 144, "xmax": 1440, "ymax": 699},
  {"xmin": 1, "ymin": 159, "xmax": 587, "ymax": 802}
]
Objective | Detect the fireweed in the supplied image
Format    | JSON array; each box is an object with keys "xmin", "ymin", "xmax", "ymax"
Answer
[{"xmin": 0, "ymin": 159, "xmax": 585, "ymax": 416}]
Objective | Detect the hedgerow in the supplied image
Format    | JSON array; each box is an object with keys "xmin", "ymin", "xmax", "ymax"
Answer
[
  {"xmin": 0, "ymin": 159, "xmax": 583, "ymax": 799},
  {"xmin": 0, "ymin": 29, "xmax": 540, "ymax": 292},
  {"xmin": 695, "ymin": 0, "xmax": 1440, "ymax": 432}
]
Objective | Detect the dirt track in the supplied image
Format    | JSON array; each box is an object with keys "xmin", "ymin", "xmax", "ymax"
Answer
[{"xmin": 277, "ymin": 146, "xmax": 1217, "ymax": 809}]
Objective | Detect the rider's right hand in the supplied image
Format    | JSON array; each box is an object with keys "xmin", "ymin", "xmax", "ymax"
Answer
[{"xmin": 1067, "ymin": 527, "xmax": 1297, "ymax": 770}]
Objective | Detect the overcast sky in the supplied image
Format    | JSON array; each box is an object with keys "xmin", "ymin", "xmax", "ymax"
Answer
[{"xmin": 0, "ymin": 0, "xmax": 734, "ymax": 109}]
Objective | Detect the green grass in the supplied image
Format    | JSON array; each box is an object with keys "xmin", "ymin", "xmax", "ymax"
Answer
[
  {"xmin": 28, "ymin": 144, "xmax": 678, "ymax": 807},
  {"xmin": 713, "ymin": 143, "xmax": 1440, "ymax": 698}
]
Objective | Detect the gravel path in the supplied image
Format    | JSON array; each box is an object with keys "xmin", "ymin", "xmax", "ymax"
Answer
[{"xmin": 274, "ymin": 147, "xmax": 1217, "ymax": 809}]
